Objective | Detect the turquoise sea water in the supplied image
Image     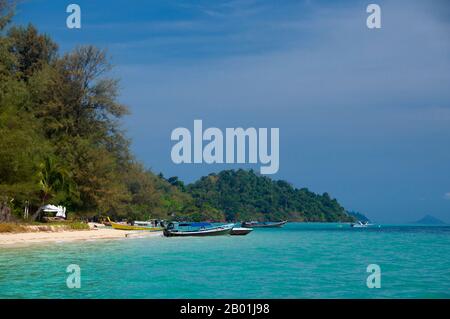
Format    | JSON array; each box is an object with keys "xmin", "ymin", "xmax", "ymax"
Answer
[{"xmin": 1, "ymin": 223, "xmax": 450, "ymax": 298}]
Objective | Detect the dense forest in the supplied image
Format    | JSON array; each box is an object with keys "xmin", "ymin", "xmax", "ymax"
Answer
[
  {"xmin": 0, "ymin": 2, "xmax": 355, "ymax": 223},
  {"xmin": 185, "ymin": 170, "xmax": 354, "ymax": 222}
]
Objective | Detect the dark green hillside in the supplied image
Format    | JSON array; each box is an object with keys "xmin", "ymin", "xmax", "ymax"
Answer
[{"xmin": 186, "ymin": 169, "xmax": 355, "ymax": 222}]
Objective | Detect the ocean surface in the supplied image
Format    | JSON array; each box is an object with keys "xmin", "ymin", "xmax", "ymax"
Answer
[{"xmin": 1, "ymin": 223, "xmax": 450, "ymax": 298}]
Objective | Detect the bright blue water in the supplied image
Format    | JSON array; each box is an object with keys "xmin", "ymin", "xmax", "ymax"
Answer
[{"xmin": 1, "ymin": 223, "xmax": 450, "ymax": 298}]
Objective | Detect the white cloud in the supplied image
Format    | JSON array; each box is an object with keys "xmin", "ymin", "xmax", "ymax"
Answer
[{"xmin": 444, "ymin": 193, "xmax": 450, "ymax": 200}]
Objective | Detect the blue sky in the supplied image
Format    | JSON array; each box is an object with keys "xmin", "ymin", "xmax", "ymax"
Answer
[{"xmin": 12, "ymin": 0, "xmax": 450, "ymax": 223}]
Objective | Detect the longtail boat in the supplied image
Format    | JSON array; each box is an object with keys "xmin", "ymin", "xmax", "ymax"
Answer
[
  {"xmin": 107, "ymin": 217, "xmax": 163, "ymax": 231},
  {"xmin": 241, "ymin": 220, "xmax": 287, "ymax": 228},
  {"xmin": 230, "ymin": 227, "xmax": 253, "ymax": 235},
  {"xmin": 163, "ymin": 222, "xmax": 234, "ymax": 237}
]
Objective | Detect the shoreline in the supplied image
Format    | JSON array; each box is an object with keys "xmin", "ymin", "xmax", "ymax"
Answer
[{"xmin": 0, "ymin": 224, "xmax": 163, "ymax": 247}]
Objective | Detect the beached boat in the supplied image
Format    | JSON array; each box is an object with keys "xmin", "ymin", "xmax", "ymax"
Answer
[
  {"xmin": 163, "ymin": 222, "xmax": 234, "ymax": 237},
  {"xmin": 230, "ymin": 227, "xmax": 253, "ymax": 235},
  {"xmin": 107, "ymin": 217, "xmax": 163, "ymax": 231},
  {"xmin": 241, "ymin": 220, "xmax": 287, "ymax": 228}
]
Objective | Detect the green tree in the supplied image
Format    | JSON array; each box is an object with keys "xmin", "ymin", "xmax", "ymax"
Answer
[
  {"xmin": 8, "ymin": 24, "xmax": 58, "ymax": 80},
  {"xmin": 37, "ymin": 156, "xmax": 77, "ymax": 205}
]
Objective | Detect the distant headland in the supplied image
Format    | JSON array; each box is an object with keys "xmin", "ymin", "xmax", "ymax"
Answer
[{"xmin": 414, "ymin": 215, "xmax": 447, "ymax": 225}]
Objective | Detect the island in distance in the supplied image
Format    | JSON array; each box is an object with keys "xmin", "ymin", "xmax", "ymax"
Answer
[{"xmin": 414, "ymin": 215, "xmax": 447, "ymax": 225}]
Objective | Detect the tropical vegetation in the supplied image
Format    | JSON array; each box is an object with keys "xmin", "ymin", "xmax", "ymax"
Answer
[{"xmin": 185, "ymin": 169, "xmax": 354, "ymax": 222}]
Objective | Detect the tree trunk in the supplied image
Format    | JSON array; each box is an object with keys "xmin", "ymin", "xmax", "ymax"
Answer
[
  {"xmin": 31, "ymin": 206, "xmax": 44, "ymax": 222},
  {"xmin": 0, "ymin": 202, "xmax": 12, "ymax": 222}
]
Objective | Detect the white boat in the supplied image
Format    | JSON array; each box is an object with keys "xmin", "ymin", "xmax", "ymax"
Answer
[
  {"xmin": 40, "ymin": 204, "xmax": 67, "ymax": 219},
  {"xmin": 351, "ymin": 221, "xmax": 372, "ymax": 228}
]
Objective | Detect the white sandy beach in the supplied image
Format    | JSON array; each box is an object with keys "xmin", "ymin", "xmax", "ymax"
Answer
[{"xmin": 0, "ymin": 225, "xmax": 163, "ymax": 246}]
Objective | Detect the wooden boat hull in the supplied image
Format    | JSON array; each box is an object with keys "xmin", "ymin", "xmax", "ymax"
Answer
[
  {"xmin": 163, "ymin": 226, "xmax": 232, "ymax": 237},
  {"xmin": 242, "ymin": 220, "xmax": 287, "ymax": 228},
  {"xmin": 108, "ymin": 218, "xmax": 163, "ymax": 231},
  {"xmin": 230, "ymin": 227, "xmax": 253, "ymax": 235}
]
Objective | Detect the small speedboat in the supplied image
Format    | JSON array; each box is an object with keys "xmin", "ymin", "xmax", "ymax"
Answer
[
  {"xmin": 230, "ymin": 227, "xmax": 253, "ymax": 235},
  {"xmin": 163, "ymin": 222, "xmax": 234, "ymax": 237},
  {"xmin": 241, "ymin": 220, "xmax": 287, "ymax": 228},
  {"xmin": 351, "ymin": 221, "xmax": 372, "ymax": 228}
]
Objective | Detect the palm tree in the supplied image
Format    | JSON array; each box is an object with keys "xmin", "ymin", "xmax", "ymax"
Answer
[{"xmin": 31, "ymin": 156, "xmax": 76, "ymax": 221}]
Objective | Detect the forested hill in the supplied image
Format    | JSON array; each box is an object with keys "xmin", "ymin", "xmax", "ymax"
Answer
[{"xmin": 185, "ymin": 170, "xmax": 355, "ymax": 222}]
